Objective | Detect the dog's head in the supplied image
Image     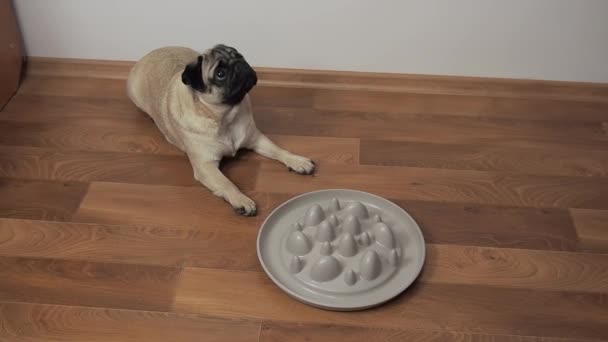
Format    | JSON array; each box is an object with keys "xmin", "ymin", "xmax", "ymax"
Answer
[{"xmin": 181, "ymin": 44, "xmax": 257, "ymax": 106}]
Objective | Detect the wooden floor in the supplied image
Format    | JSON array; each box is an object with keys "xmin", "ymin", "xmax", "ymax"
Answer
[{"xmin": 1, "ymin": 59, "xmax": 608, "ymax": 341}]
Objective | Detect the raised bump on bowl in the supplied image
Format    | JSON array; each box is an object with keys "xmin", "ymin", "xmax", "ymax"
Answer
[
  {"xmin": 344, "ymin": 269, "xmax": 358, "ymax": 286},
  {"xmin": 304, "ymin": 204, "xmax": 325, "ymax": 227},
  {"xmin": 388, "ymin": 249, "xmax": 399, "ymax": 266},
  {"xmin": 372, "ymin": 214, "xmax": 382, "ymax": 223},
  {"xmin": 293, "ymin": 222, "xmax": 303, "ymax": 231},
  {"xmin": 328, "ymin": 214, "xmax": 339, "ymax": 228},
  {"xmin": 360, "ymin": 250, "xmax": 382, "ymax": 280},
  {"xmin": 315, "ymin": 221, "xmax": 335, "ymax": 242},
  {"xmin": 310, "ymin": 256, "xmax": 342, "ymax": 282},
  {"xmin": 289, "ymin": 256, "xmax": 303, "ymax": 273},
  {"xmin": 373, "ymin": 222, "xmax": 396, "ymax": 249},
  {"xmin": 366, "ymin": 231, "xmax": 375, "ymax": 243},
  {"xmin": 343, "ymin": 215, "xmax": 361, "ymax": 235},
  {"xmin": 338, "ymin": 233, "xmax": 358, "ymax": 257},
  {"xmin": 286, "ymin": 231, "xmax": 312, "ymax": 256},
  {"xmin": 328, "ymin": 198, "xmax": 341, "ymax": 212},
  {"xmin": 359, "ymin": 231, "xmax": 371, "ymax": 246},
  {"xmin": 344, "ymin": 201, "xmax": 369, "ymax": 219},
  {"xmin": 320, "ymin": 241, "xmax": 333, "ymax": 256}
]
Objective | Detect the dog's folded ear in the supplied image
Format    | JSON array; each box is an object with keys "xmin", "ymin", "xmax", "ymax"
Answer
[{"xmin": 181, "ymin": 55, "xmax": 206, "ymax": 92}]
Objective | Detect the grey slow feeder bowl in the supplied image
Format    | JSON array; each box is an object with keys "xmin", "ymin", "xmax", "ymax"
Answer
[{"xmin": 257, "ymin": 189, "xmax": 425, "ymax": 311}]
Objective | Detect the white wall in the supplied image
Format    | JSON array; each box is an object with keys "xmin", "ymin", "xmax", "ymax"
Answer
[{"xmin": 14, "ymin": 0, "xmax": 608, "ymax": 82}]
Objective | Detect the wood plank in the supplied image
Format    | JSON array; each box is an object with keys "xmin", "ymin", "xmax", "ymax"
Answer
[
  {"xmin": 0, "ymin": 302, "xmax": 260, "ymax": 342},
  {"xmin": 18, "ymin": 75, "xmax": 127, "ymax": 99},
  {"xmin": 0, "ymin": 256, "xmax": 180, "ymax": 311},
  {"xmin": 242, "ymin": 135, "xmax": 359, "ymax": 165},
  {"xmin": 26, "ymin": 57, "xmax": 132, "ymax": 79},
  {"xmin": 0, "ymin": 146, "xmax": 195, "ymax": 186},
  {"xmin": 173, "ymin": 268, "xmax": 608, "ymax": 340},
  {"xmin": 0, "ymin": 218, "xmax": 259, "ymax": 271},
  {"xmin": 1, "ymin": 94, "xmax": 142, "ymax": 123},
  {"xmin": 250, "ymin": 86, "xmax": 313, "ymax": 108},
  {"xmin": 259, "ymin": 68, "xmax": 608, "ymax": 103},
  {"xmin": 254, "ymin": 107, "xmax": 608, "ymax": 151},
  {"xmin": 0, "ymin": 121, "xmax": 356, "ymax": 164},
  {"xmin": 17, "ymin": 74, "xmax": 314, "ymax": 109},
  {"xmin": 73, "ymin": 183, "xmax": 292, "ymax": 230},
  {"xmin": 360, "ymin": 140, "xmax": 608, "ymax": 177},
  {"xmin": 570, "ymin": 209, "xmax": 608, "ymax": 253},
  {"xmin": 0, "ymin": 119, "xmax": 180, "ymax": 155},
  {"xmin": 0, "ymin": 217, "xmax": 585, "ymax": 277},
  {"xmin": 71, "ymin": 184, "xmax": 579, "ymax": 252},
  {"xmin": 0, "ymin": 178, "xmax": 87, "ymax": 221},
  {"xmin": 260, "ymin": 321, "xmax": 589, "ymax": 342},
  {"xmin": 255, "ymin": 162, "xmax": 608, "ymax": 210},
  {"xmin": 1, "ymin": 99, "xmax": 357, "ymax": 163},
  {"xmin": 423, "ymin": 245, "xmax": 608, "ymax": 293},
  {"xmin": 400, "ymin": 200, "xmax": 579, "ymax": 252},
  {"xmin": 0, "ymin": 146, "xmax": 258, "ymax": 189},
  {"xmin": 313, "ymin": 88, "xmax": 608, "ymax": 121},
  {"xmin": 26, "ymin": 57, "xmax": 608, "ymax": 103}
]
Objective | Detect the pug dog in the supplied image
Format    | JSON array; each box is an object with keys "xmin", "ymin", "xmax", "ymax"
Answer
[{"xmin": 127, "ymin": 45, "xmax": 315, "ymax": 216}]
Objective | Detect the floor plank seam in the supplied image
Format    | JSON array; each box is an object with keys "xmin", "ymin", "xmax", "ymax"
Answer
[
  {"xmin": 189, "ymin": 315, "xmax": 608, "ymax": 342},
  {"xmin": 69, "ymin": 182, "xmax": 91, "ymax": 221},
  {"xmin": 177, "ymin": 265, "xmax": 608, "ymax": 295},
  {"xmin": 169, "ymin": 266, "xmax": 186, "ymax": 312},
  {"xmin": 0, "ymin": 299, "xmax": 263, "ymax": 324},
  {"xmin": 19, "ymin": 71, "xmax": 608, "ymax": 104},
  {"xmin": 258, "ymin": 319, "xmax": 608, "ymax": 342}
]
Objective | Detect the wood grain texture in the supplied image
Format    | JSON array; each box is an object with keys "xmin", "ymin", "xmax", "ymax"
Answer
[
  {"xmin": 3, "ymin": 58, "xmax": 608, "ymax": 341},
  {"xmin": 0, "ymin": 217, "xmax": 587, "ymax": 278},
  {"xmin": 0, "ymin": 146, "xmax": 259, "ymax": 191},
  {"xmin": 18, "ymin": 76, "xmax": 127, "ymax": 99},
  {"xmin": 313, "ymin": 88, "xmax": 608, "ymax": 120},
  {"xmin": 0, "ymin": 119, "xmax": 180, "ymax": 155},
  {"xmin": 250, "ymin": 86, "xmax": 314, "ymax": 108},
  {"xmin": 256, "ymin": 162, "xmax": 608, "ymax": 209},
  {"xmin": 173, "ymin": 268, "xmax": 608, "ymax": 340},
  {"xmin": 26, "ymin": 57, "xmax": 608, "ymax": 103},
  {"xmin": 26, "ymin": 57, "xmax": 132, "ymax": 79},
  {"xmin": 0, "ymin": 256, "xmax": 180, "ymax": 311},
  {"xmin": 73, "ymin": 182, "xmax": 290, "ymax": 230},
  {"xmin": 0, "ymin": 178, "xmax": 87, "ymax": 221},
  {"xmin": 0, "ymin": 146, "xmax": 199, "ymax": 186},
  {"xmin": 254, "ymin": 107, "xmax": 608, "ymax": 151},
  {"xmin": 423, "ymin": 245, "xmax": 608, "ymax": 292},
  {"xmin": 399, "ymin": 200, "xmax": 579, "ymax": 252},
  {"xmin": 1, "ymin": 94, "xmax": 141, "ymax": 122},
  {"xmin": 258, "ymin": 68, "xmax": 608, "ymax": 103},
  {"xmin": 360, "ymin": 140, "xmax": 608, "ymax": 177},
  {"xmin": 0, "ymin": 302, "xmax": 260, "ymax": 342},
  {"xmin": 259, "ymin": 322, "xmax": 590, "ymax": 342},
  {"xmin": 0, "ymin": 218, "xmax": 259, "ymax": 270},
  {"xmin": 245, "ymin": 135, "xmax": 359, "ymax": 164},
  {"xmin": 65, "ymin": 186, "xmax": 582, "ymax": 266},
  {"xmin": 570, "ymin": 208, "xmax": 608, "ymax": 253}
]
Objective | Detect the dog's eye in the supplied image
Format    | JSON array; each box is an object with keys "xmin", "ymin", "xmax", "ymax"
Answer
[{"xmin": 215, "ymin": 67, "xmax": 227, "ymax": 80}]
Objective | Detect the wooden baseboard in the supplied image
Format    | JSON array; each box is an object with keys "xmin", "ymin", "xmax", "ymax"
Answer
[{"xmin": 24, "ymin": 56, "xmax": 608, "ymax": 103}]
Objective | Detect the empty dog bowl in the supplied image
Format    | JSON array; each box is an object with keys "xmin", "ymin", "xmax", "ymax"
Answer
[{"xmin": 257, "ymin": 189, "xmax": 425, "ymax": 311}]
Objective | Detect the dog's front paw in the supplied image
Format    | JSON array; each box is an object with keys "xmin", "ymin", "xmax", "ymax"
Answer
[
  {"xmin": 286, "ymin": 155, "xmax": 316, "ymax": 175},
  {"xmin": 227, "ymin": 192, "xmax": 257, "ymax": 216}
]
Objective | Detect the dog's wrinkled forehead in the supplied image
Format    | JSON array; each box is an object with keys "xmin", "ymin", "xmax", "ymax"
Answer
[{"xmin": 208, "ymin": 44, "xmax": 244, "ymax": 63}]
